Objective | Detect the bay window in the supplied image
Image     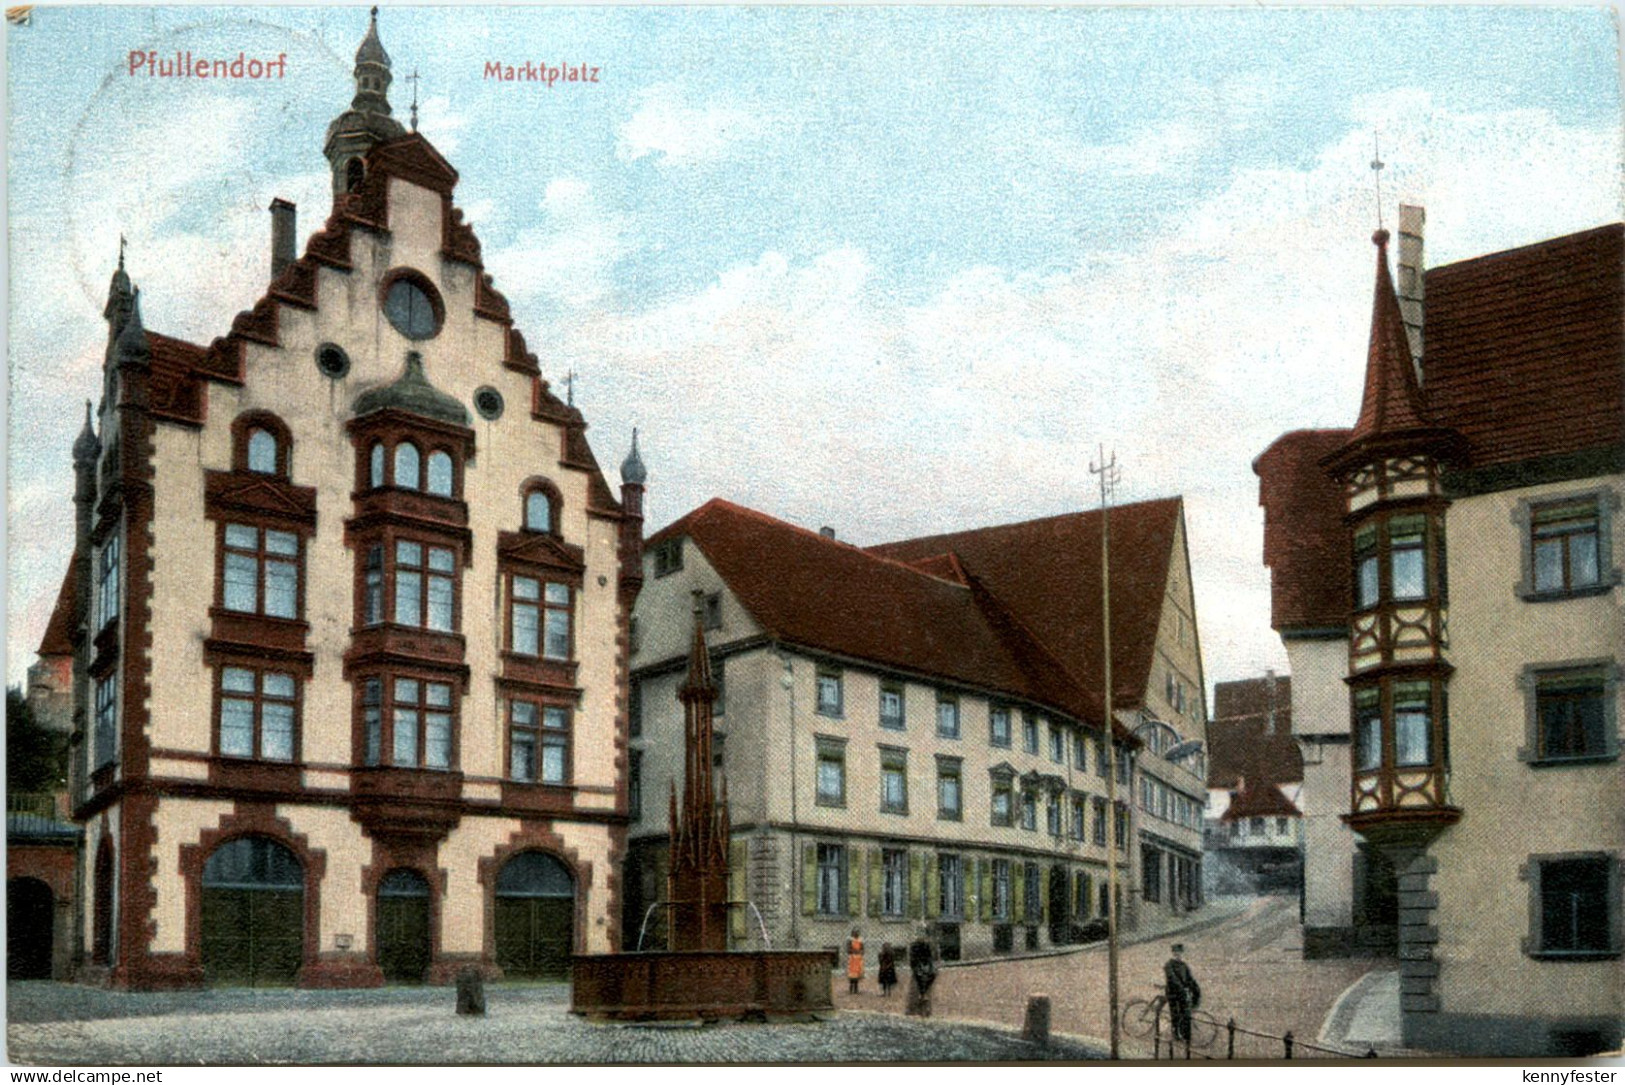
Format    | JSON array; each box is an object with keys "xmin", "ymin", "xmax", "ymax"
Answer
[{"xmin": 361, "ymin": 675, "xmax": 457, "ymax": 770}]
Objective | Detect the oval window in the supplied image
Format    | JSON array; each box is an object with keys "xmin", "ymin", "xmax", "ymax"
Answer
[{"xmin": 384, "ymin": 276, "xmax": 441, "ymax": 341}]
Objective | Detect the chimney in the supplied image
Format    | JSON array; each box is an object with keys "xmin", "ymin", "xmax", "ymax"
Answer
[
  {"xmin": 1397, "ymin": 203, "xmax": 1425, "ymax": 382},
  {"xmin": 270, "ymin": 198, "xmax": 297, "ymax": 281},
  {"xmin": 819, "ymin": 526, "xmax": 836, "ymax": 540}
]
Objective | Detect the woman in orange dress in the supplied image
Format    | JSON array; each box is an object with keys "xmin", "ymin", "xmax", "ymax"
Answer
[{"xmin": 846, "ymin": 928, "xmax": 864, "ymax": 994}]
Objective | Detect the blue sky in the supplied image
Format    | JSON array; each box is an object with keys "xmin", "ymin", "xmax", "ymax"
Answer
[{"xmin": 7, "ymin": 5, "xmax": 1622, "ymax": 692}]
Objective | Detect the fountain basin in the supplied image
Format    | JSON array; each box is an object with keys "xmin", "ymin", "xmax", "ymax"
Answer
[{"xmin": 571, "ymin": 950, "xmax": 836, "ymax": 1021}]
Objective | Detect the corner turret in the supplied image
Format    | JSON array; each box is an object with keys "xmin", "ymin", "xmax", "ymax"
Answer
[{"xmin": 324, "ymin": 6, "xmax": 406, "ymax": 196}]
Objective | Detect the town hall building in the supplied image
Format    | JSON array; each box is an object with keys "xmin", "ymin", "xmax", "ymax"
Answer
[{"xmin": 46, "ymin": 12, "xmax": 641, "ymax": 987}]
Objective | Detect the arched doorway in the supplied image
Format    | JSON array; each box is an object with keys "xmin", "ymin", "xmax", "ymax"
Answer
[
  {"xmin": 376, "ymin": 868, "xmax": 431, "ymax": 984},
  {"xmin": 92, "ymin": 836, "xmax": 114, "ymax": 966},
  {"xmin": 8, "ymin": 878, "xmax": 54, "ymax": 979},
  {"xmin": 494, "ymin": 851, "xmax": 574, "ymax": 979},
  {"xmin": 200, "ymin": 835, "xmax": 304, "ymax": 986},
  {"xmin": 1048, "ymin": 867, "xmax": 1070, "ymax": 945}
]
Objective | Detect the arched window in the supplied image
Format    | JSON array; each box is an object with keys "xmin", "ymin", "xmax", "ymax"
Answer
[
  {"xmin": 370, "ymin": 443, "xmax": 385, "ymax": 489},
  {"xmin": 525, "ymin": 491, "xmax": 552, "ymax": 533},
  {"xmin": 247, "ymin": 429, "xmax": 278, "ymax": 474},
  {"xmin": 394, "ymin": 443, "xmax": 421, "ymax": 490},
  {"xmin": 426, "ymin": 451, "xmax": 454, "ymax": 497},
  {"xmin": 202, "ymin": 835, "xmax": 302, "ymax": 889}
]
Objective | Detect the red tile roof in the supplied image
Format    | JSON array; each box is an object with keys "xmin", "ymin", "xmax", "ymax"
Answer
[
  {"xmin": 1423, "ymin": 223, "xmax": 1624, "ymax": 468},
  {"xmin": 1219, "ymin": 779, "xmax": 1301, "ymax": 821},
  {"xmin": 869, "ymin": 498, "xmax": 1185, "ymax": 718},
  {"xmin": 37, "ymin": 556, "xmax": 79, "ymax": 657},
  {"xmin": 1349, "ymin": 230, "xmax": 1433, "ymax": 444},
  {"xmin": 649, "ymin": 497, "xmax": 1184, "ymax": 737},
  {"xmin": 1253, "ymin": 429, "xmax": 1351, "ymax": 631},
  {"xmin": 1208, "ymin": 677, "xmax": 1300, "ymax": 791}
]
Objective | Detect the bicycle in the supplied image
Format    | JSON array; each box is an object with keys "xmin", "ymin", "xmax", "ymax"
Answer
[{"xmin": 1121, "ymin": 985, "xmax": 1219, "ymax": 1050}]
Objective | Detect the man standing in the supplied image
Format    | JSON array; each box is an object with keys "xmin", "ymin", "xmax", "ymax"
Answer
[
  {"xmin": 907, "ymin": 928, "xmax": 936, "ymax": 1017},
  {"xmin": 1163, "ymin": 943, "xmax": 1201, "ymax": 1048}
]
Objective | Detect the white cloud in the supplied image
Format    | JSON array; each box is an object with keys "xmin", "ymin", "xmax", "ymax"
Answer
[
  {"xmin": 615, "ymin": 83, "xmax": 770, "ymax": 166},
  {"xmin": 484, "ymin": 177, "xmax": 629, "ymax": 312}
]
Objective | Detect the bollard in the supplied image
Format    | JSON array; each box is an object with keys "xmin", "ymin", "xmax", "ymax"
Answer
[
  {"xmin": 1023, "ymin": 994, "xmax": 1052, "ymax": 1047},
  {"xmin": 456, "ymin": 966, "xmax": 487, "ymax": 1016},
  {"xmin": 1226, "ymin": 1017, "xmax": 1236, "ymax": 1060},
  {"xmin": 1283, "ymin": 1030, "xmax": 1294, "ymax": 1059}
]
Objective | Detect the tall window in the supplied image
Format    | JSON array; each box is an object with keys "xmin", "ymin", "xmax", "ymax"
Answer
[
  {"xmin": 426, "ymin": 451, "xmax": 454, "ymax": 497},
  {"xmin": 1049, "ymin": 726, "xmax": 1065, "ymax": 763},
  {"xmin": 1393, "ymin": 681, "xmax": 1432, "ymax": 766},
  {"xmin": 879, "ymin": 684, "xmax": 905, "ymax": 731},
  {"xmin": 989, "ymin": 705, "xmax": 1011, "ymax": 747},
  {"xmin": 628, "ymin": 749, "xmax": 643, "ymax": 818},
  {"xmin": 880, "ymin": 747, "xmax": 908, "ymax": 814},
  {"xmin": 816, "ymin": 670, "xmax": 843, "ymax": 717},
  {"xmin": 1021, "ymin": 789, "xmax": 1037, "ymax": 831},
  {"xmin": 1389, "ymin": 515, "xmax": 1427, "ymax": 600},
  {"xmin": 1354, "ymin": 523, "xmax": 1379, "ymax": 609},
  {"xmin": 1530, "ymin": 500, "xmax": 1602, "ymax": 595},
  {"xmin": 991, "ymin": 778, "xmax": 1013, "ymax": 826},
  {"xmin": 364, "ymin": 546, "xmax": 385, "ymax": 624},
  {"xmin": 394, "ymin": 541, "xmax": 455, "ymax": 630},
  {"xmin": 938, "ymin": 854, "xmax": 964, "ymax": 919},
  {"xmin": 509, "ymin": 577, "xmax": 572, "ymax": 659},
  {"xmin": 881, "ymin": 849, "xmax": 908, "ymax": 917},
  {"xmin": 1070, "ymin": 794, "xmax": 1086, "ymax": 840},
  {"xmin": 1024, "ymin": 863, "xmax": 1042, "ymax": 923},
  {"xmin": 96, "ymin": 534, "xmax": 121, "ymax": 629},
  {"xmin": 94, "ymin": 675, "xmax": 117, "ymax": 768},
  {"xmin": 816, "ymin": 740, "xmax": 846, "ymax": 806},
  {"xmin": 991, "ymin": 859, "xmax": 1012, "ymax": 920},
  {"xmin": 1095, "ymin": 738, "xmax": 1108, "ymax": 778},
  {"xmin": 218, "ymin": 666, "xmax": 296, "ymax": 760},
  {"xmin": 1355, "ymin": 687, "xmax": 1382, "ymax": 771},
  {"xmin": 936, "ymin": 696, "xmax": 960, "ymax": 739},
  {"xmin": 247, "ymin": 429, "xmax": 278, "ymax": 474},
  {"xmin": 394, "ymin": 443, "xmax": 421, "ymax": 490},
  {"xmin": 543, "ymin": 584, "xmax": 571, "ymax": 659},
  {"xmin": 816, "ymin": 843, "xmax": 846, "ymax": 916},
  {"xmin": 1092, "ymin": 797, "xmax": 1107, "ymax": 845},
  {"xmin": 369, "ymin": 443, "xmax": 385, "ymax": 488},
  {"xmin": 364, "ymin": 677, "xmax": 454, "ymax": 770},
  {"xmin": 525, "ymin": 490, "xmax": 553, "ymax": 533},
  {"xmin": 1114, "ymin": 805, "xmax": 1129, "ymax": 849},
  {"xmin": 1073, "ymin": 732, "xmax": 1087, "ymax": 771},
  {"xmin": 936, "ymin": 758, "xmax": 962, "ymax": 820},
  {"xmin": 1046, "ymin": 793, "xmax": 1062, "ymax": 836},
  {"xmin": 1023, "ymin": 714, "xmax": 1039, "ymax": 754},
  {"xmin": 222, "ymin": 524, "xmax": 299, "ymax": 618},
  {"xmin": 510, "ymin": 699, "xmax": 569, "ymax": 784}
]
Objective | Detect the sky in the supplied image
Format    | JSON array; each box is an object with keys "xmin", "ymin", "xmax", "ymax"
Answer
[{"xmin": 6, "ymin": 5, "xmax": 1622, "ymax": 697}]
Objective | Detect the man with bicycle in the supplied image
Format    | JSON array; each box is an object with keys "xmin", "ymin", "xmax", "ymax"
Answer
[{"xmin": 1163, "ymin": 943, "xmax": 1202, "ymax": 1047}]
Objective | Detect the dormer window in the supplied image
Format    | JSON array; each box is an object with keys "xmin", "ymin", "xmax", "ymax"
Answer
[
  {"xmin": 232, "ymin": 412, "xmax": 291, "ymax": 478},
  {"xmin": 526, "ymin": 490, "xmax": 553, "ymax": 533}
]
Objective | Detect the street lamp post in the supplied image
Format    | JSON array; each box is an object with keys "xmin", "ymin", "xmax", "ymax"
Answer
[{"xmin": 1091, "ymin": 445, "xmax": 1121, "ymax": 1060}]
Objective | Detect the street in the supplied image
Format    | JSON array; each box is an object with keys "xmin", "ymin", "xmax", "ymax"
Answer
[{"xmin": 834, "ymin": 895, "xmax": 1395, "ymax": 1059}]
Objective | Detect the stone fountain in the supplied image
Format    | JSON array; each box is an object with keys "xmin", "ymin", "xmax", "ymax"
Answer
[{"xmin": 571, "ymin": 602, "xmax": 834, "ymax": 1020}]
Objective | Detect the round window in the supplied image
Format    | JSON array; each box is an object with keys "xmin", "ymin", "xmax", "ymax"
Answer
[
  {"xmin": 383, "ymin": 275, "xmax": 442, "ymax": 340},
  {"xmin": 474, "ymin": 386, "xmax": 504, "ymax": 421},
  {"xmin": 315, "ymin": 343, "xmax": 350, "ymax": 379}
]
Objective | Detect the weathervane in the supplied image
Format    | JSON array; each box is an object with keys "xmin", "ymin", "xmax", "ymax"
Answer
[
  {"xmin": 406, "ymin": 68, "xmax": 421, "ymax": 132},
  {"xmin": 1370, "ymin": 134, "xmax": 1386, "ymax": 231}
]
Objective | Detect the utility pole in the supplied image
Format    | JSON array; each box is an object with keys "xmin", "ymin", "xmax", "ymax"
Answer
[{"xmin": 1090, "ymin": 444, "xmax": 1122, "ymax": 1060}]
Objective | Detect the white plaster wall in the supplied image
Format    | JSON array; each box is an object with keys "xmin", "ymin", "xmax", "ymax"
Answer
[{"xmin": 148, "ymin": 798, "xmax": 234, "ymax": 952}]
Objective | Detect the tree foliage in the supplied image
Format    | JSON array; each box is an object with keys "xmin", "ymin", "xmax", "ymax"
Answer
[{"xmin": 7, "ymin": 686, "xmax": 69, "ymax": 795}]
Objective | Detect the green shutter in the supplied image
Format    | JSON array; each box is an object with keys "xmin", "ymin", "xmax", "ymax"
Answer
[
  {"xmin": 909, "ymin": 851, "xmax": 923, "ymax": 919},
  {"xmin": 846, "ymin": 848, "xmax": 861, "ymax": 917},
  {"xmin": 867, "ymin": 848, "xmax": 882, "ymax": 918},
  {"xmin": 802, "ymin": 842, "xmax": 818, "ymax": 915},
  {"xmin": 978, "ymin": 859, "xmax": 992, "ymax": 923},
  {"xmin": 729, "ymin": 840, "xmax": 747, "ymax": 941},
  {"xmin": 925, "ymin": 855, "xmax": 940, "ymax": 919},
  {"xmin": 1013, "ymin": 862, "xmax": 1026, "ymax": 920}
]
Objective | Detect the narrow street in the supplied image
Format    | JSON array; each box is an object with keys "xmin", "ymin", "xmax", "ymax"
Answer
[{"xmin": 834, "ymin": 895, "xmax": 1393, "ymax": 1059}]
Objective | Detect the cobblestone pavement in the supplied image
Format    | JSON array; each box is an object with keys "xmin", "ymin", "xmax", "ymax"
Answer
[
  {"xmin": 6, "ymin": 982, "xmax": 1105, "ymax": 1065},
  {"xmin": 834, "ymin": 895, "xmax": 1397, "ymax": 1060}
]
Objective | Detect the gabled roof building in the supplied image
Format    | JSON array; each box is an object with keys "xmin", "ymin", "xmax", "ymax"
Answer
[
  {"xmin": 43, "ymin": 13, "xmax": 640, "ymax": 988},
  {"xmin": 1256, "ymin": 210, "xmax": 1623, "ymax": 1055},
  {"xmin": 625, "ymin": 496, "xmax": 1209, "ymax": 962}
]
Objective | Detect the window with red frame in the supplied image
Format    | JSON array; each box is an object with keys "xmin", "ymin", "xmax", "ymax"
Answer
[
  {"xmin": 218, "ymin": 665, "xmax": 297, "ymax": 761},
  {"xmin": 361, "ymin": 675, "xmax": 454, "ymax": 769},
  {"xmin": 509, "ymin": 699, "xmax": 570, "ymax": 784},
  {"xmin": 508, "ymin": 575, "xmax": 572, "ymax": 659},
  {"xmin": 222, "ymin": 523, "xmax": 300, "ymax": 619}
]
